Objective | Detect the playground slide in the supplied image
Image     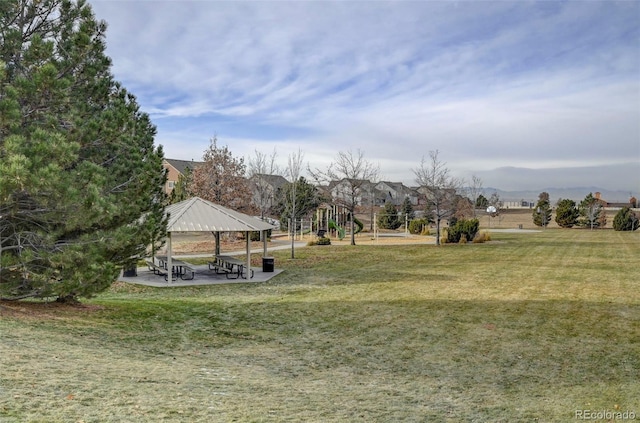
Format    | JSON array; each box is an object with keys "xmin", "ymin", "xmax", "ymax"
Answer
[
  {"xmin": 353, "ymin": 216, "xmax": 364, "ymax": 234},
  {"xmin": 328, "ymin": 219, "xmax": 346, "ymax": 240},
  {"xmin": 328, "ymin": 217, "xmax": 363, "ymax": 239}
]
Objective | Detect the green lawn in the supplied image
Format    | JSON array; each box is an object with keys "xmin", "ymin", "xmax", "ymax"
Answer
[{"xmin": 1, "ymin": 230, "xmax": 639, "ymax": 422}]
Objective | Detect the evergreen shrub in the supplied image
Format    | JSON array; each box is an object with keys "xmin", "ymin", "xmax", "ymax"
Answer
[
  {"xmin": 446, "ymin": 219, "xmax": 480, "ymax": 243},
  {"xmin": 249, "ymin": 230, "xmax": 272, "ymax": 241},
  {"xmin": 613, "ymin": 207, "xmax": 639, "ymax": 231},
  {"xmin": 315, "ymin": 237, "xmax": 332, "ymax": 245},
  {"xmin": 408, "ymin": 218, "xmax": 430, "ymax": 235}
]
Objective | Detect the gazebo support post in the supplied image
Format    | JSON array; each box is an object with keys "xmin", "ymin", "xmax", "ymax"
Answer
[
  {"xmin": 262, "ymin": 230, "xmax": 267, "ymax": 256},
  {"xmin": 245, "ymin": 231, "xmax": 251, "ymax": 279},
  {"xmin": 214, "ymin": 232, "xmax": 221, "ymax": 256},
  {"xmin": 167, "ymin": 232, "xmax": 173, "ymax": 284}
]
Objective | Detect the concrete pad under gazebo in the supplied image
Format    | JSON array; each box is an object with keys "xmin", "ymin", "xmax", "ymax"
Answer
[
  {"xmin": 125, "ymin": 197, "xmax": 277, "ymax": 285},
  {"xmin": 119, "ymin": 261, "xmax": 284, "ymax": 287}
]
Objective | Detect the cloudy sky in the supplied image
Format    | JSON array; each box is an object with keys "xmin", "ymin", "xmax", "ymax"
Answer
[{"xmin": 90, "ymin": 0, "xmax": 639, "ymax": 193}]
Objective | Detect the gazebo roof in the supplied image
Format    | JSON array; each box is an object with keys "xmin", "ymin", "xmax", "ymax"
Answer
[{"xmin": 165, "ymin": 197, "xmax": 275, "ymax": 232}]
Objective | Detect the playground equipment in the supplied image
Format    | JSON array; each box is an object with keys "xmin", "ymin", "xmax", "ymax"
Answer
[
  {"xmin": 328, "ymin": 219, "xmax": 345, "ymax": 240},
  {"xmin": 352, "ymin": 215, "xmax": 364, "ymax": 234},
  {"xmin": 316, "ymin": 204, "xmax": 364, "ymax": 240},
  {"xmin": 327, "ymin": 216, "xmax": 363, "ymax": 240}
]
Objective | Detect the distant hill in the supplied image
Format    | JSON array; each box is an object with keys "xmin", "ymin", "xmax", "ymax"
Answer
[
  {"xmin": 472, "ymin": 163, "xmax": 639, "ymax": 202},
  {"xmin": 481, "ymin": 187, "xmax": 634, "ymax": 205}
]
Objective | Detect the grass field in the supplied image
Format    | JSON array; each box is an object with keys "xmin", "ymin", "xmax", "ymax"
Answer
[{"xmin": 1, "ymin": 229, "xmax": 639, "ymax": 422}]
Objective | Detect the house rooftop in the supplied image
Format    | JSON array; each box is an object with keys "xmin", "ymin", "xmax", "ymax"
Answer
[{"xmin": 164, "ymin": 158, "xmax": 203, "ymax": 175}]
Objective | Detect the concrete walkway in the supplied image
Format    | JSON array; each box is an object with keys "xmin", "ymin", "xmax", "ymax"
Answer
[{"xmin": 171, "ymin": 239, "xmax": 308, "ymax": 259}]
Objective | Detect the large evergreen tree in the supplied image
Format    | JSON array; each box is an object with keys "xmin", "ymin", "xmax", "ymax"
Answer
[
  {"xmin": 613, "ymin": 207, "xmax": 639, "ymax": 231},
  {"xmin": 377, "ymin": 201, "xmax": 401, "ymax": 230},
  {"xmin": 555, "ymin": 198, "xmax": 579, "ymax": 228},
  {"xmin": 532, "ymin": 192, "xmax": 552, "ymax": 228},
  {"xmin": 274, "ymin": 176, "xmax": 323, "ymax": 231},
  {"xmin": 169, "ymin": 167, "xmax": 192, "ymax": 204},
  {"xmin": 475, "ymin": 194, "xmax": 489, "ymax": 209},
  {"xmin": 400, "ymin": 196, "xmax": 415, "ymax": 220},
  {"xmin": 0, "ymin": 0, "xmax": 166, "ymax": 301},
  {"xmin": 578, "ymin": 192, "xmax": 606, "ymax": 229}
]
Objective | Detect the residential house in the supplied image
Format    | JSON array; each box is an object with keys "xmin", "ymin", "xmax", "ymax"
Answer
[
  {"xmin": 328, "ymin": 178, "xmax": 377, "ymax": 207},
  {"xmin": 375, "ymin": 181, "xmax": 419, "ymax": 206},
  {"xmin": 163, "ymin": 158, "xmax": 202, "ymax": 195},
  {"xmin": 594, "ymin": 192, "xmax": 638, "ymax": 209},
  {"xmin": 415, "ymin": 185, "xmax": 459, "ymax": 209},
  {"xmin": 248, "ymin": 173, "xmax": 289, "ymax": 217},
  {"xmin": 322, "ymin": 179, "xmax": 419, "ymax": 208}
]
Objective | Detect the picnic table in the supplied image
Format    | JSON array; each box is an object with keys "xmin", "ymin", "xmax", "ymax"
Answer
[
  {"xmin": 208, "ymin": 255, "xmax": 254, "ymax": 279},
  {"xmin": 152, "ymin": 256, "xmax": 195, "ymax": 281}
]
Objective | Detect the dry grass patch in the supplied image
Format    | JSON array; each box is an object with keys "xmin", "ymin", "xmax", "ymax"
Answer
[{"xmin": 1, "ymin": 230, "xmax": 639, "ymax": 422}]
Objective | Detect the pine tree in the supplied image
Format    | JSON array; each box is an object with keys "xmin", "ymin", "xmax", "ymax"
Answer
[
  {"xmin": 400, "ymin": 196, "xmax": 415, "ymax": 220},
  {"xmin": 613, "ymin": 207, "xmax": 639, "ymax": 231},
  {"xmin": 476, "ymin": 194, "xmax": 489, "ymax": 209},
  {"xmin": 555, "ymin": 198, "xmax": 579, "ymax": 228},
  {"xmin": 274, "ymin": 177, "xmax": 323, "ymax": 231},
  {"xmin": 377, "ymin": 201, "xmax": 401, "ymax": 229},
  {"xmin": 169, "ymin": 167, "xmax": 192, "ymax": 204},
  {"xmin": 532, "ymin": 192, "xmax": 552, "ymax": 228},
  {"xmin": 578, "ymin": 193, "xmax": 605, "ymax": 229},
  {"xmin": 0, "ymin": 0, "xmax": 166, "ymax": 301}
]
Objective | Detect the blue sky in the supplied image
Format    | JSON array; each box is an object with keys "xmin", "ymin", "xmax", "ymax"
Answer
[{"xmin": 90, "ymin": 0, "xmax": 639, "ymax": 193}]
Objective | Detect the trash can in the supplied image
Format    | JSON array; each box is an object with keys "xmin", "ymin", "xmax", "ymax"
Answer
[
  {"xmin": 262, "ymin": 257, "xmax": 275, "ymax": 272},
  {"xmin": 123, "ymin": 266, "xmax": 137, "ymax": 277}
]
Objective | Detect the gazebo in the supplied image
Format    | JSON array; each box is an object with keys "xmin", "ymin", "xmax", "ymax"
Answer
[{"xmin": 160, "ymin": 197, "xmax": 275, "ymax": 281}]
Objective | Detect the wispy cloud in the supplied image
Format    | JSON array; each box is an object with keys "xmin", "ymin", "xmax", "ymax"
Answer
[{"xmin": 91, "ymin": 0, "xmax": 639, "ymax": 191}]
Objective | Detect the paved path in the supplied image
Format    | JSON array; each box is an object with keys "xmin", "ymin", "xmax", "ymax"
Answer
[
  {"xmin": 489, "ymin": 228, "xmax": 541, "ymax": 233},
  {"xmin": 171, "ymin": 240, "xmax": 308, "ymax": 259}
]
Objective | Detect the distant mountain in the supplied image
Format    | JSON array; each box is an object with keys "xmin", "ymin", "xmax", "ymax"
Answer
[
  {"xmin": 472, "ymin": 163, "xmax": 639, "ymax": 198},
  {"xmin": 481, "ymin": 187, "xmax": 634, "ymax": 204}
]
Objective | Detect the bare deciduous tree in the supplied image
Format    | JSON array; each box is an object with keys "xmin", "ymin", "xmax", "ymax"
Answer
[
  {"xmin": 247, "ymin": 148, "xmax": 279, "ymax": 219},
  {"xmin": 286, "ymin": 149, "xmax": 304, "ymax": 258},
  {"xmin": 466, "ymin": 175, "xmax": 484, "ymax": 217},
  {"xmin": 413, "ymin": 150, "xmax": 462, "ymax": 245},
  {"xmin": 310, "ymin": 149, "xmax": 379, "ymax": 246}
]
